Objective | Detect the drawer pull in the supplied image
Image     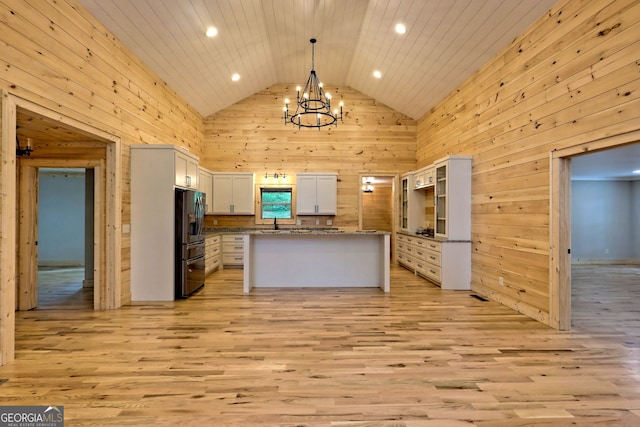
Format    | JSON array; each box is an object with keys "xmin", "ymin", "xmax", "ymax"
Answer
[{"xmin": 430, "ymin": 256, "xmax": 436, "ymax": 260}]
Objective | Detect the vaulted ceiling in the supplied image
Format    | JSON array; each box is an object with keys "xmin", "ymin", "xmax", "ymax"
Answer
[{"xmin": 77, "ymin": 0, "xmax": 558, "ymax": 120}]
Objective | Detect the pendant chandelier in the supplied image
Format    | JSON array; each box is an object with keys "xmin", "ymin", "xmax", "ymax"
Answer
[{"xmin": 284, "ymin": 38, "xmax": 343, "ymax": 130}]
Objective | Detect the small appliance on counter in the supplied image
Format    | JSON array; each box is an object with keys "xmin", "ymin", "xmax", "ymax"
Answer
[{"xmin": 416, "ymin": 227, "xmax": 434, "ymax": 238}]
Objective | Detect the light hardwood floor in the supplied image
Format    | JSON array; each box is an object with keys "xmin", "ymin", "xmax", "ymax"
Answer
[
  {"xmin": 2, "ymin": 264, "xmax": 639, "ymax": 426},
  {"xmin": 37, "ymin": 267, "xmax": 93, "ymax": 310}
]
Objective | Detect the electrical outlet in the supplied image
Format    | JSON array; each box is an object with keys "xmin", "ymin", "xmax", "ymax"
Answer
[
  {"xmin": 315, "ymin": 219, "xmax": 320, "ymax": 225},
  {"xmin": 605, "ymin": 248, "xmax": 609, "ymax": 254},
  {"xmin": 327, "ymin": 219, "xmax": 332, "ymax": 225},
  {"xmin": 498, "ymin": 276, "xmax": 504, "ymax": 286},
  {"xmin": 296, "ymin": 218, "xmax": 301, "ymax": 225},
  {"xmin": 213, "ymin": 219, "xmax": 218, "ymax": 225}
]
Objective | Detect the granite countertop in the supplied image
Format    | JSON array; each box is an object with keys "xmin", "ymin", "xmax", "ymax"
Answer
[
  {"xmin": 248, "ymin": 229, "xmax": 390, "ymax": 235},
  {"xmin": 205, "ymin": 228, "xmax": 389, "ymax": 235},
  {"xmin": 396, "ymin": 230, "xmax": 469, "ymax": 243}
]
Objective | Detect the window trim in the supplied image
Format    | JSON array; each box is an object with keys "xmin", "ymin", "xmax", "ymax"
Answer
[{"xmin": 255, "ymin": 184, "xmax": 296, "ymax": 225}]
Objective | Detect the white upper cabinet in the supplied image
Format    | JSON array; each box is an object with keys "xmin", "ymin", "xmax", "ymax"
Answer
[
  {"xmin": 211, "ymin": 173, "xmax": 255, "ymax": 215},
  {"xmin": 296, "ymin": 173, "xmax": 337, "ymax": 215},
  {"xmin": 413, "ymin": 166, "xmax": 434, "ymax": 189},
  {"xmin": 174, "ymin": 149, "xmax": 199, "ymax": 189},
  {"xmin": 400, "ymin": 173, "xmax": 426, "ymax": 233},
  {"xmin": 198, "ymin": 168, "xmax": 213, "ymax": 214}
]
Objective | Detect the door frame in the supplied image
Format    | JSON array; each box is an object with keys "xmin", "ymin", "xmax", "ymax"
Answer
[
  {"xmin": 358, "ymin": 173, "xmax": 398, "ymax": 256},
  {"xmin": 18, "ymin": 160, "xmax": 103, "ymax": 311},
  {"xmin": 549, "ymin": 128, "xmax": 640, "ymax": 330},
  {"xmin": 1, "ymin": 92, "xmax": 122, "ymax": 365}
]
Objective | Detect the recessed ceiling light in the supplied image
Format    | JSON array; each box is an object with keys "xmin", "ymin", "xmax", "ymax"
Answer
[
  {"xmin": 205, "ymin": 26, "xmax": 218, "ymax": 38},
  {"xmin": 395, "ymin": 23, "xmax": 406, "ymax": 34},
  {"xmin": 373, "ymin": 70, "xmax": 382, "ymax": 79},
  {"xmin": 633, "ymin": 169, "xmax": 640, "ymax": 174},
  {"xmin": 231, "ymin": 73, "xmax": 240, "ymax": 82}
]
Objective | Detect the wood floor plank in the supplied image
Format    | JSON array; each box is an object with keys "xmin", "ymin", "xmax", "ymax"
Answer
[{"xmin": 1, "ymin": 264, "xmax": 638, "ymax": 426}]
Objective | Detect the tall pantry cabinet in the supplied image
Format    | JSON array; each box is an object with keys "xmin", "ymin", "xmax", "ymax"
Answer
[{"xmin": 130, "ymin": 145, "xmax": 200, "ymax": 301}]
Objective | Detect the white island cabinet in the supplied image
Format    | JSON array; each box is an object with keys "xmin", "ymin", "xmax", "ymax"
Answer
[
  {"xmin": 243, "ymin": 230, "xmax": 390, "ymax": 293},
  {"xmin": 296, "ymin": 173, "xmax": 337, "ymax": 215}
]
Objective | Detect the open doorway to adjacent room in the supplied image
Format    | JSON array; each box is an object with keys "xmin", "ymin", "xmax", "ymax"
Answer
[
  {"xmin": 37, "ymin": 168, "xmax": 94, "ymax": 310},
  {"xmin": 569, "ymin": 142, "xmax": 640, "ymax": 330},
  {"xmin": 358, "ymin": 174, "xmax": 397, "ymax": 257},
  {"xmin": 550, "ymin": 134, "xmax": 640, "ymax": 330}
]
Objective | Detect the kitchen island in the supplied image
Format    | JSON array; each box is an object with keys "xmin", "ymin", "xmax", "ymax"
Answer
[{"xmin": 243, "ymin": 230, "xmax": 390, "ymax": 293}]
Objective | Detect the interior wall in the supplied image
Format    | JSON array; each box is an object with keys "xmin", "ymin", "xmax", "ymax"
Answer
[
  {"xmin": 571, "ymin": 180, "xmax": 636, "ymax": 263},
  {"xmin": 203, "ymin": 84, "xmax": 417, "ymax": 229},
  {"xmin": 414, "ymin": 0, "xmax": 640, "ymax": 324},
  {"xmin": 38, "ymin": 169, "xmax": 85, "ymax": 267},
  {"xmin": 633, "ymin": 181, "xmax": 640, "ymax": 259},
  {"xmin": 0, "ymin": 0, "xmax": 204, "ymax": 305},
  {"xmin": 362, "ymin": 185, "xmax": 393, "ymax": 232}
]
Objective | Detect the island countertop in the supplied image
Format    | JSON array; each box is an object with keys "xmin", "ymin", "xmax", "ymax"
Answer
[
  {"xmin": 243, "ymin": 231, "xmax": 390, "ymax": 293},
  {"xmin": 246, "ymin": 229, "xmax": 390, "ymax": 235},
  {"xmin": 206, "ymin": 228, "xmax": 390, "ymax": 236}
]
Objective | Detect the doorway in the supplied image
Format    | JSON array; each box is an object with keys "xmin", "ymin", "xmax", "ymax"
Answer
[
  {"xmin": 358, "ymin": 173, "xmax": 397, "ymax": 256},
  {"xmin": 550, "ymin": 130, "xmax": 640, "ymax": 330},
  {"xmin": 37, "ymin": 168, "xmax": 94, "ymax": 310},
  {"xmin": 1, "ymin": 93, "xmax": 122, "ymax": 365}
]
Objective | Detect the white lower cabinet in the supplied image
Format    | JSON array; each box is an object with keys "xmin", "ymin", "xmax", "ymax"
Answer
[
  {"xmin": 222, "ymin": 234, "xmax": 245, "ymax": 267},
  {"xmin": 205, "ymin": 234, "xmax": 221, "ymax": 275},
  {"xmin": 396, "ymin": 233, "xmax": 470, "ymax": 290}
]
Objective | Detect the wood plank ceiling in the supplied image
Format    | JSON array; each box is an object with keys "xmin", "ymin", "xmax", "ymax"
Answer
[{"xmin": 76, "ymin": 0, "xmax": 559, "ymax": 120}]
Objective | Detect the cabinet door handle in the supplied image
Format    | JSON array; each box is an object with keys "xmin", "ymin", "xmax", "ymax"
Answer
[{"xmin": 430, "ymin": 256, "xmax": 436, "ymax": 261}]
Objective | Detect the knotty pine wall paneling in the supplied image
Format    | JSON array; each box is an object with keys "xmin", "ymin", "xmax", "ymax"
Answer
[
  {"xmin": 415, "ymin": 0, "xmax": 640, "ymax": 325},
  {"xmin": 362, "ymin": 185, "xmax": 393, "ymax": 232},
  {"xmin": 0, "ymin": 0, "xmax": 204, "ymax": 308},
  {"xmin": 203, "ymin": 84, "xmax": 417, "ymax": 229}
]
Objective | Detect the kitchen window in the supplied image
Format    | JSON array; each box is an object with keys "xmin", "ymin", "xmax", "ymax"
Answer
[{"xmin": 260, "ymin": 187, "xmax": 293, "ymax": 219}]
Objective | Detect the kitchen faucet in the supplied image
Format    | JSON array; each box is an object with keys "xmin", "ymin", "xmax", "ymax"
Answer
[{"xmin": 273, "ymin": 217, "xmax": 279, "ymax": 230}]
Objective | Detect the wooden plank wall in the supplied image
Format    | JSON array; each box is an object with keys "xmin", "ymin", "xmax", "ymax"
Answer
[
  {"xmin": 0, "ymin": 0, "xmax": 204, "ymax": 306},
  {"xmin": 415, "ymin": 0, "xmax": 640, "ymax": 324},
  {"xmin": 362, "ymin": 185, "xmax": 393, "ymax": 232},
  {"xmin": 203, "ymin": 84, "xmax": 417, "ymax": 229}
]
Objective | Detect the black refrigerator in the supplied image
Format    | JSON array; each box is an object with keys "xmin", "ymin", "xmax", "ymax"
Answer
[{"xmin": 175, "ymin": 189, "xmax": 206, "ymax": 298}]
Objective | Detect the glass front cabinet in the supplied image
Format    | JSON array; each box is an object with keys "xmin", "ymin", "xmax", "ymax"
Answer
[{"xmin": 434, "ymin": 156, "xmax": 471, "ymax": 240}]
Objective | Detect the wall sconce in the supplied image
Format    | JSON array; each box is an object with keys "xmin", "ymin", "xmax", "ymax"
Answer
[
  {"xmin": 16, "ymin": 136, "xmax": 33, "ymax": 157},
  {"xmin": 362, "ymin": 176, "xmax": 374, "ymax": 193},
  {"xmin": 264, "ymin": 172, "xmax": 287, "ymax": 181}
]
